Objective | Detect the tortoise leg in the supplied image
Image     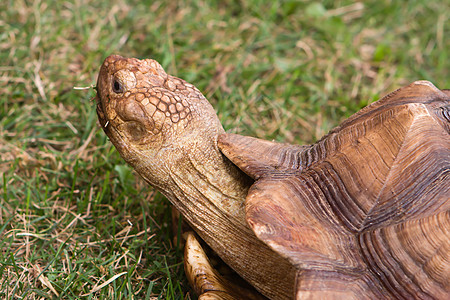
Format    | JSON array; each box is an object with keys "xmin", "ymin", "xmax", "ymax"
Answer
[{"xmin": 183, "ymin": 232, "xmax": 266, "ymax": 300}]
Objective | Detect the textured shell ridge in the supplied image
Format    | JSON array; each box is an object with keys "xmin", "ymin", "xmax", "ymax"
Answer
[{"xmin": 239, "ymin": 81, "xmax": 449, "ymax": 298}]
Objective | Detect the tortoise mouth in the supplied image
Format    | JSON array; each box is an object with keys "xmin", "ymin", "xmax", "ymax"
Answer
[{"xmin": 95, "ymin": 94, "xmax": 108, "ymax": 128}]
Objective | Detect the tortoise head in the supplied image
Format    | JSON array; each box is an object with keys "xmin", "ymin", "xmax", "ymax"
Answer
[{"xmin": 95, "ymin": 55, "xmax": 225, "ymax": 191}]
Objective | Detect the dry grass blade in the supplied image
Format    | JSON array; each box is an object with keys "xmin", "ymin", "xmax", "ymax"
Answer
[
  {"xmin": 81, "ymin": 271, "xmax": 128, "ymax": 296},
  {"xmin": 33, "ymin": 264, "xmax": 59, "ymax": 297}
]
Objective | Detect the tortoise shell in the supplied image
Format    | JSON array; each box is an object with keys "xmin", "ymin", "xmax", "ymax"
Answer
[{"xmin": 218, "ymin": 81, "xmax": 449, "ymax": 299}]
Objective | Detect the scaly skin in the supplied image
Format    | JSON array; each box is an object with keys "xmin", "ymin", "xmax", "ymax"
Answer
[{"xmin": 95, "ymin": 55, "xmax": 296, "ymax": 299}]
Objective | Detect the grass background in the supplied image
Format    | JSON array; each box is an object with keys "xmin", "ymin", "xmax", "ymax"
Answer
[{"xmin": 0, "ymin": 0, "xmax": 448, "ymax": 299}]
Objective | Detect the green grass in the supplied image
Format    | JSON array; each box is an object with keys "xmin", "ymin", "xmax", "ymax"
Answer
[{"xmin": 0, "ymin": 0, "xmax": 448, "ymax": 299}]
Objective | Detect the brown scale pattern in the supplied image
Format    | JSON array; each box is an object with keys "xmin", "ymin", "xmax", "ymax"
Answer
[
  {"xmin": 105, "ymin": 57, "xmax": 200, "ymax": 133},
  {"xmin": 122, "ymin": 83, "xmax": 196, "ymax": 135},
  {"xmin": 138, "ymin": 89, "xmax": 192, "ymax": 124}
]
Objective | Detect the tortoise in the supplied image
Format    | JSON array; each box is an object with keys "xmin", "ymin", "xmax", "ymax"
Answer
[{"xmin": 95, "ymin": 54, "xmax": 449, "ymax": 299}]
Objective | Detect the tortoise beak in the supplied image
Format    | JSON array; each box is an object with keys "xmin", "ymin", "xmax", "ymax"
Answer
[{"xmin": 94, "ymin": 84, "xmax": 108, "ymax": 130}]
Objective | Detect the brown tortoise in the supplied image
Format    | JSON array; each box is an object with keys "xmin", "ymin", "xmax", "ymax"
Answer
[{"xmin": 95, "ymin": 55, "xmax": 449, "ymax": 299}]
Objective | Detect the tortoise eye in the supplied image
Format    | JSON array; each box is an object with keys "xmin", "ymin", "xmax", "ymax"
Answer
[{"xmin": 112, "ymin": 79, "xmax": 123, "ymax": 93}]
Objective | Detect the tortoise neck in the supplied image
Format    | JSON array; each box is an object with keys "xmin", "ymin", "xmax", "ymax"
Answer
[
  {"xmin": 166, "ymin": 134, "xmax": 252, "ymax": 221},
  {"xmin": 158, "ymin": 136, "xmax": 296, "ymax": 299}
]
